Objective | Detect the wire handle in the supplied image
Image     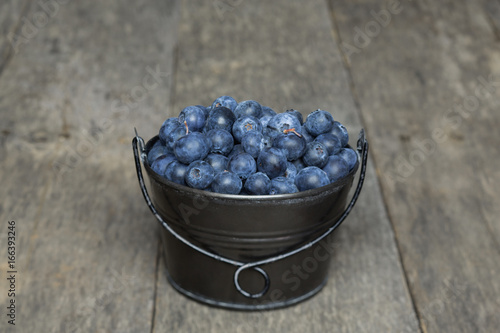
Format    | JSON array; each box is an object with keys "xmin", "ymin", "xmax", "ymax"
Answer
[{"xmin": 132, "ymin": 129, "xmax": 369, "ymax": 299}]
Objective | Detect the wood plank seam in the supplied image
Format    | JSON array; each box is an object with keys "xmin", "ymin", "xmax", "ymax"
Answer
[{"xmin": 325, "ymin": 2, "xmax": 425, "ymax": 333}]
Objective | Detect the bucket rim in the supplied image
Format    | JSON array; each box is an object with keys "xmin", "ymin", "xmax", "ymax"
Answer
[{"xmin": 144, "ymin": 135, "xmax": 360, "ymax": 202}]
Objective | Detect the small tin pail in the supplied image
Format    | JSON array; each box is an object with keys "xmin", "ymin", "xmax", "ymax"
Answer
[{"xmin": 132, "ymin": 130, "xmax": 368, "ymax": 310}]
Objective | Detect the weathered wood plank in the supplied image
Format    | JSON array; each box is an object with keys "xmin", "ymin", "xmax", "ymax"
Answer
[
  {"xmin": 331, "ymin": 0, "xmax": 500, "ymax": 331},
  {"xmin": 0, "ymin": 0, "xmax": 31, "ymax": 70},
  {"xmin": 153, "ymin": 1, "xmax": 419, "ymax": 332},
  {"xmin": 0, "ymin": 0, "xmax": 180, "ymax": 332}
]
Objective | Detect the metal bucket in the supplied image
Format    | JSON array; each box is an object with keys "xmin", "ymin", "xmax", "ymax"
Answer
[{"xmin": 132, "ymin": 129, "xmax": 368, "ymax": 310}]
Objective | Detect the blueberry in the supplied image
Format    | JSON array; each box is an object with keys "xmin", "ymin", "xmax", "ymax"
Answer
[
  {"xmin": 269, "ymin": 177, "xmax": 299, "ymax": 194},
  {"xmin": 295, "ymin": 166, "xmax": 330, "ymax": 191},
  {"xmin": 273, "ymin": 132, "xmax": 307, "ymax": 161},
  {"xmin": 259, "ymin": 115, "xmax": 273, "ymax": 128},
  {"xmin": 284, "ymin": 161, "xmax": 297, "ymax": 180},
  {"xmin": 266, "ymin": 113, "xmax": 302, "ymax": 139},
  {"xmin": 322, "ymin": 155, "xmax": 349, "ymax": 183},
  {"xmin": 150, "ymin": 153, "xmax": 176, "ymax": 176},
  {"xmin": 174, "ymin": 132, "xmax": 210, "ymax": 164},
  {"xmin": 330, "ymin": 121, "xmax": 349, "ymax": 147},
  {"xmin": 241, "ymin": 131, "xmax": 270, "ymax": 159},
  {"xmin": 227, "ymin": 144, "xmax": 245, "ymax": 159},
  {"xmin": 314, "ymin": 133, "xmax": 342, "ymax": 155},
  {"xmin": 185, "ymin": 160, "xmax": 215, "ymax": 189},
  {"xmin": 257, "ymin": 147, "xmax": 287, "ymax": 179},
  {"xmin": 337, "ymin": 147, "xmax": 358, "ymax": 171},
  {"xmin": 147, "ymin": 140, "xmax": 171, "ymax": 166},
  {"xmin": 227, "ymin": 152, "xmax": 257, "ymax": 180},
  {"xmin": 211, "ymin": 95, "xmax": 238, "ymax": 112},
  {"xmin": 302, "ymin": 141, "xmax": 329, "ymax": 168},
  {"xmin": 196, "ymin": 105, "xmax": 210, "ymax": 119},
  {"xmin": 207, "ymin": 129, "xmax": 234, "ymax": 155},
  {"xmin": 179, "ymin": 105, "xmax": 206, "ymax": 132},
  {"xmin": 165, "ymin": 123, "xmax": 188, "ymax": 150},
  {"xmin": 301, "ymin": 128, "xmax": 315, "ymax": 143},
  {"xmin": 232, "ymin": 116, "xmax": 263, "ymax": 143},
  {"xmin": 234, "ymin": 100, "xmax": 262, "ymax": 119},
  {"xmin": 165, "ymin": 160, "xmax": 188, "ymax": 186},
  {"xmin": 292, "ymin": 158, "xmax": 306, "ymax": 173},
  {"xmin": 205, "ymin": 106, "xmax": 236, "ymax": 132},
  {"xmin": 204, "ymin": 153, "xmax": 229, "ymax": 174},
  {"xmin": 159, "ymin": 118, "xmax": 181, "ymax": 145},
  {"xmin": 261, "ymin": 106, "xmax": 277, "ymax": 118},
  {"xmin": 244, "ymin": 172, "xmax": 271, "ymax": 195},
  {"xmin": 211, "ymin": 171, "xmax": 242, "ymax": 194},
  {"xmin": 304, "ymin": 109, "xmax": 334, "ymax": 136},
  {"xmin": 285, "ymin": 109, "xmax": 304, "ymax": 125}
]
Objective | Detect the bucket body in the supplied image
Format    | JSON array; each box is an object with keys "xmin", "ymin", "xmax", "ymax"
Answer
[{"xmin": 142, "ymin": 135, "xmax": 359, "ymax": 310}]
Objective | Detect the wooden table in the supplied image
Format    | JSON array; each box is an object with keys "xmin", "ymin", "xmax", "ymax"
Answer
[{"xmin": 1, "ymin": 0, "xmax": 499, "ymax": 332}]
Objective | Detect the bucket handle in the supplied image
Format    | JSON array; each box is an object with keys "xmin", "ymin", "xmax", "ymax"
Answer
[{"xmin": 133, "ymin": 128, "xmax": 369, "ymax": 299}]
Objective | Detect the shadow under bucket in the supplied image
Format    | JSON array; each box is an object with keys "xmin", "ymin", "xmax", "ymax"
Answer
[{"xmin": 132, "ymin": 130, "xmax": 369, "ymax": 310}]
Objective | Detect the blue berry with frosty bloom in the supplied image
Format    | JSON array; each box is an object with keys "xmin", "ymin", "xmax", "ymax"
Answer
[
  {"xmin": 261, "ymin": 106, "xmax": 277, "ymax": 118},
  {"xmin": 322, "ymin": 155, "xmax": 349, "ymax": 183},
  {"xmin": 205, "ymin": 106, "xmax": 236, "ymax": 133},
  {"xmin": 270, "ymin": 177, "xmax": 298, "ymax": 194},
  {"xmin": 228, "ymin": 152, "xmax": 257, "ymax": 180},
  {"xmin": 266, "ymin": 113, "xmax": 302, "ymax": 139},
  {"xmin": 295, "ymin": 166, "xmax": 330, "ymax": 191},
  {"xmin": 301, "ymin": 127, "xmax": 314, "ymax": 144},
  {"xmin": 241, "ymin": 131, "xmax": 272, "ymax": 159},
  {"xmin": 148, "ymin": 140, "xmax": 171, "ymax": 166},
  {"xmin": 179, "ymin": 105, "xmax": 206, "ymax": 132},
  {"xmin": 165, "ymin": 123, "xmax": 188, "ymax": 150},
  {"xmin": 211, "ymin": 95, "xmax": 238, "ymax": 112},
  {"xmin": 159, "ymin": 118, "xmax": 181, "ymax": 145},
  {"xmin": 196, "ymin": 105, "xmax": 210, "ymax": 118},
  {"xmin": 227, "ymin": 144, "xmax": 245, "ymax": 159},
  {"xmin": 207, "ymin": 129, "xmax": 234, "ymax": 156},
  {"xmin": 151, "ymin": 153, "xmax": 176, "ymax": 176},
  {"xmin": 284, "ymin": 161, "xmax": 297, "ymax": 180},
  {"xmin": 244, "ymin": 172, "xmax": 271, "ymax": 195},
  {"xmin": 185, "ymin": 160, "xmax": 215, "ymax": 189},
  {"xmin": 257, "ymin": 147, "xmax": 287, "ymax": 179},
  {"xmin": 330, "ymin": 121, "xmax": 349, "ymax": 147},
  {"xmin": 303, "ymin": 141, "xmax": 329, "ymax": 168},
  {"xmin": 234, "ymin": 100, "xmax": 262, "ymax": 119},
  {"xmin": 314, "ymin": 133, "xmax": 342, "ymax": 156},
  {"xmin": 174, "ymin": 132, "xmax": 210, "ymax": 164},
  {"xmin": 165, "ymin": 160, "xmax": 188, "ymax": 186},
  {"xmin": 211, "ymin": 171, "xmax": 242, "ymax": 194},
  {"xmin": 304, "ymin": 109, "xmax": 334, "ymax": 136},
  {"xmin": 204, "ymin": 153, "xmax": 229, "ymax": 174},
  {"xmin": 285, "ymin": 109, "xmax": 303, "ymax": 125},
  {"xmin": 292, "ymin": 158, "xmax": 306, "ymax": 173},
  {"xmin": 338, "ymin": 147, "xmax": 358, "ymax": 171},
  {"xmin": 232, "ymin": 116, "xmax": 262, "ymax": 143},
  {"xmin": 273, "ymin": 132, "xmax": 307, "ymax": 161}
]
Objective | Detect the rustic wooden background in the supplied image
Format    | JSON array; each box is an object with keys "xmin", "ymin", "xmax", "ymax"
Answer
[{"xmin": 1, "ymin": 0, "xmax": 499, "ymax": 332}]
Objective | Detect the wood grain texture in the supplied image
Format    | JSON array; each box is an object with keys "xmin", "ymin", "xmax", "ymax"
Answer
[
  {"xmin": 331, "ymin": 0, "xmax": 500, "ymax": 331},
  {"xmin": 153, "ymin": 1, "xmax": 419, "ymax": 332},
  {"xmin": 0, "ymin": 0, "xmax": 180, "ymax": 332},
  {"xmin": 0, "ymin": 0, "xmax": 31, "ymax": 71}
]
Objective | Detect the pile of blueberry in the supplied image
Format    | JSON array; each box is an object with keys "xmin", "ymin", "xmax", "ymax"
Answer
[{"xmin": 147, "ymin": 96, "xmax": 358, "ymax": 195}]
